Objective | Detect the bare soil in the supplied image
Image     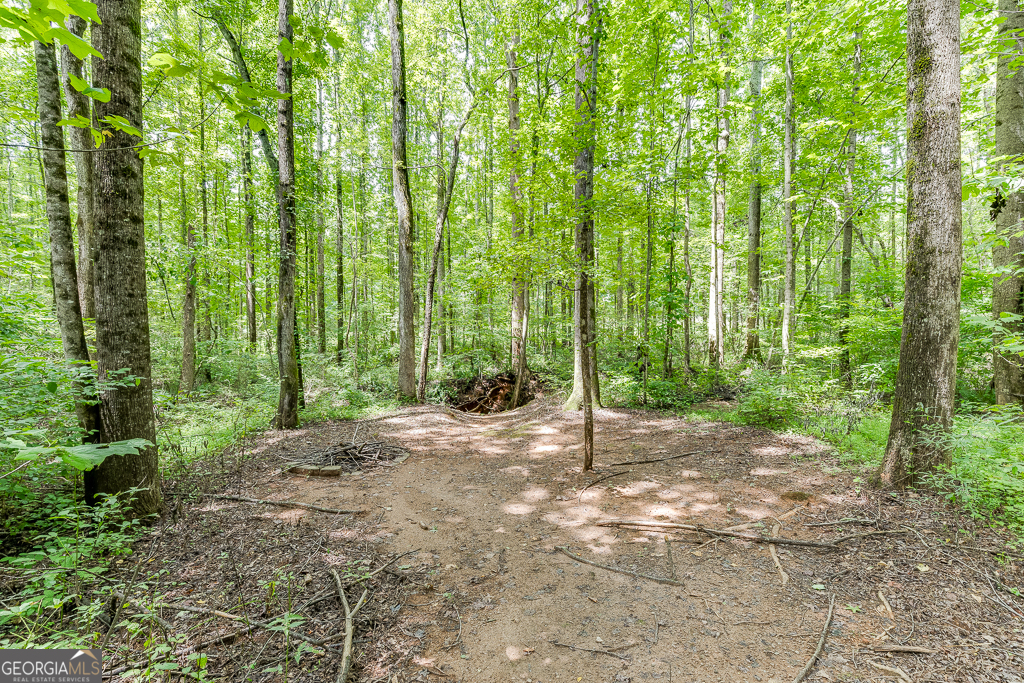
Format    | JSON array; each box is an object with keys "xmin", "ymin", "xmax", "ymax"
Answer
[{"xmin": 140, "ymin": 397, "xmax": 1024, "ymax": 683}]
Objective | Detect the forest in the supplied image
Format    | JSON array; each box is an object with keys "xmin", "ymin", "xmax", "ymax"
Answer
[{"xmin": 1, "ymin": 0, "xmax": 1023, "ymax": 680}]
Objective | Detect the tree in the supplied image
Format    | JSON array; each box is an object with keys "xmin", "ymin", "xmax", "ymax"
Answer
[
  {"xmin": 745, "ymin": 15, "xmax": 763, "ymax": 363},
  {"xmin": 838, "ymin": 35, "xmax": 862, "ymax": 389},
  {"xmin": 34, "ymin": 38, "xmax": 98, "ymax": 445},
  {"xmin": 390, "ymin": 0, "xmax": 416, "ymax": 400},
  {"xmin": 275, "ymin": 0, "xmax": 301, "ymax": 429},
  {"xmin": 59, "ymin": 15, "xmax": 95, "ymax": 321},
  {"xmin": 781, "ymin": 0, "xmax": 796, "ymax": 366},
  {"xmin": 573, "ymin": 0, "xmax": 601, "ymax": 471},
  {"xmin": 881, "ymin": 0, "xmax": 962, "ymax": 487},
  {"xmin": 993, "ymin": 0, "xmax": 1024, "ymax": 406},
  {"xmin": 90, "ymin": 0, "xmax": 161, "ymax": 514},
  {"xmin": 509, "ymin": 32, "xmax": 529, "ymax": 408},
  {"xmin": 708, "ymin": 0, "xmax": 732, "ymax": 368}
]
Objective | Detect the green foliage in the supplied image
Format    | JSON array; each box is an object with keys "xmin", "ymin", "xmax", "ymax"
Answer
[{"xmin": 736, "ymin": 370, "xmax": 799, "ymax": 429}]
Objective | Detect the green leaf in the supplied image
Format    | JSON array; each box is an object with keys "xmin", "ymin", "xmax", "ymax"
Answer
[
  {"xmin": 100, "ymin": 115, "xmax": 142, "ymax": 139},
  {"xmin": 66, "ymin": 0, "xmax": 101, "ymax": 25},
  {"xmin": 45, "ymin": 26, "xmax": 100, "ymax": 60},
  {"xmin": 83, "ymin": 86, "xmax": 110, "ymax": 102},
  {"xmin": 278, "ymin": 37, "xmax": 293, "ymax": 60}
]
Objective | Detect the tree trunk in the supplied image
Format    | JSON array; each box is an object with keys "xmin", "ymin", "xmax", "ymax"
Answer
[
  {"xmin": 336, "ymin": 169, "xmax": 346, "ymax": 363},
  {"xmin": 782, "ymin": 0, "xmax": 796, "ymax": 365},
  {"xmin": 708, "ymin": 1, "xmax": 732, "ymax": 369},
  {"xmin": 35, "ymin": 39, "xmax": 99, "ymax": 449},
  {"xmin": 839, "ymin": 37, "xmax": 862, "ymax": 389},
  {"xmin": 91, "ymin": 0, "xmax": 160, "ymax": 515},
  {"xmin": 509, "ymin": 35, "xmax": 530, "ymax": 408},
  {"xmin": 572, "ymin": 0, "xmax": 599, "ymax": 474},
  {"xmin": 275, "ymin": 0, "xmax": 301, "ymax": 429},
  {"xmin": 682, "ymin": 0, "xmax": 695, "ymax": 374},
  {"xmin": 198, "ymin": 25, "xmax": 212, "ymax": 348},
  {"xmin": 881, "ymin": 0, "xmax": 962, "ymax": 487},
  {"xmin": 244, "ymin": 125, "xmax": 257, "ymax": 351},
  {"xmin": 993, "ymin": 0, "xmax": 1024, "ymax": 406},
  {"xmin": 745, "ymin": 47, "xmax": 763, "ymax": 362},
  {"xmin": 59, "ymin": 16, "xmax": 95, "ymax": 322},
  {"xmin": 316, "ymin": 81, "xmax": 327, "ymax": 356},
  {"xmin": 390, "ymin": 0, "xmax": 416, "ymax": 400}
]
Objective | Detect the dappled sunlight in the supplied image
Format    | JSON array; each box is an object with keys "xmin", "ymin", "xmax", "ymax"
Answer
[
  {"xmin": 520, "ymin": 487, "xmax": 551, "ymax": 502},
  {"xmin": 750, "ymin": 467, "xmax": 790, "ymax": 476},
  {"xmin": 530, "ymin": 444, "xmax": 560, "ymax": 453},
  {"xmin": 734, "ymin": 505, "xmax": 773, "ymax": 521},
  {"xmin": 542, "ymin": 504, "xmax": 604, "ymax": 528},
  {"xmin": 645, "ymin": 505, "xmax": 687, "ymax": 519},
  {"xmin": 503, "ymin": 503, "xmax": 535, "ymax": 515},
  {"xmin": 615, "ymin": 480, "xmax": 662, "ymax": 496},
  {"xmin": 504, "ymin": 646, "xmax": 523, "ymax": 662},
  {"xmin": 500, "ymin": 465, "xmax": 530, "ymax": 477},
  {"xmin": 528, "ymin": 425, "xmax": 560, "ymax": 435}
]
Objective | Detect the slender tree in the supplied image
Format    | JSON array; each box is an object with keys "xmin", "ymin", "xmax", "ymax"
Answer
[
  {"xmin": 275, "ymin": 0, "xmax": 301, "ymax": 428},
  {"xmin": 781, "ymin": 0, "xmax": 796, "ymax": 365},
  {"xmin": 572, "ymin": 0, "xmax": 600, "ymax": 470},
  {"xmin": 838, "ymin": 35, "xmax": 862, "ymax": 388},
  {"xmin": 243, "ymin": 125, "xmax": 257, "ymax": 351},
  {"xmin": 34, "ymin": 39, "xmax": 98, "ymax": 445},
  {"xmin": 59, "ymin": 15, "xmax": 95, "ymax": 321},
  {"xmin": 90, "ymin": 0, "xmax": 161, "ymax": 514},
  {"xmin": 509, "ymin": 32, "xmax": 530, "ymax": 407},
  {"xmin": 745, "ymin": 18, "xmax": 763, "ymax": 362},
  {"xmin": 708, "ymin": 0, "xmax": 732, "ymax": 368},
  {"xmin": 390, "ymin": 0, "xmax": 416, "ymax": 400},
  {"xmin": 993, "ymin": 0, "xmax": 1024, "ymax": 405},
  {"xmin": 881, "ymin": 0, "xmax": 962, "ymax": 487}
]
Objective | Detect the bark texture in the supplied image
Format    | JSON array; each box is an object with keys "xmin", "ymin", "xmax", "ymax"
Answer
[
  {"xmin": 275, "ymin": 0, "xmax": 301, "ymax": 428},
  {"xmin": 708, "ymin": 1, "xmax": 732, "ymax": 368},
  {"xmin": 882, "ymin": 0, "xmax": 962, "ymax": 487},
  {"xmin": 389, "ymin": 0, "xmax": 416, "ymax": 400},
  {"xmin": 59, "ymin": 15, "xmax": 95, "ymax": 321},
  {"xmin": 746, "ymin": 51, "xmax": 763, "ymax": 362},
  {"xmin": 91, "ymin": 0, "xmax": 161, "ymax": 514},
  {"xmin": 35, "ymin": 40, "xmax": 98, "ymax": 444},
  {"xmin": 572, "ymin": 0, "xmax": 599, "ymax": 472},
  {"xmin": 244, "ymin": 125, "xmax": 257, "ymax": 351},
  {"xmin": 994, "ymin": 0, "xmax": 1024, "ymax": 405},
  {"xmin": 839, "ymin": 37, "xmax": 862, "ymax": 388},
  {"xmin": 781, "ymin": 0, "xmax": 796, "ymax": 364}
]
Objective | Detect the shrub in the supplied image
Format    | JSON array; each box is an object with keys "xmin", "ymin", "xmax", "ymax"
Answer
[{"xmin": 736, "ymin": 371, "xmax": 798, "ymax": 428}]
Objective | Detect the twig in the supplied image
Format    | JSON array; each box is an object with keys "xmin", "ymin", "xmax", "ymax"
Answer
[
  {"xmin": 556, "ymin": 547, "xmax": 684, "ymax": 587},
  {"xmin": 579, "ymin": 470, "xmax": 633, "ymax": 499},
  {"xmin": 208, "ymin": 494, "xmax": 362, "ymax": 515},
  {"xmin": 790, "ymin": 594, "xmax": 835, "ymax": 683},
  {"xmin": 871, "ymin": 644, "xmax": 935, "ymax": 654},
  {"xmin": 868, "ymin": 660, "xmax": 912, "ymax": 683},
  {"xmin": 665, "ymin": 536, "xmax": 676, "ymax": 581},
  {"xmin": 111, "ymin": 591, "xmax": 174, "ymax": 633},
  {"xmin": 769, "ymin": 523, "xmax": 789, "ymax": 585},
  {"xmin": 609, "ymin": 450, "xmax": 702, "ymax": 467},
  {"xmin": 878, "ymin": 590, "xmax": 895, "ymax": 619},
  {"xmin": 595, "ymin": 520, "xmax": 838, "ymax": 550},
  {"xmin": 549, "ymin": 640, "xmax": 629, "ymax": 660},
  {"xmin": 331, "ymin": 568, "xmax": 369, "ymax": 683},
  {"xmin": 350, "ymin": 549, "xmax": 419, "ymax": 585},
  {"xmin": 803, "ymin": 517, "xmax": 877, "ymax": 527},
  {"xmin": 831, "ymin": 530, "xmax": 907, "ymax": 545}
]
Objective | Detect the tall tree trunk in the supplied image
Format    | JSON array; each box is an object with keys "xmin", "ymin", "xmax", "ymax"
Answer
[
  {"xmin": 782, "ymin": 0, "xmax": 797, "ymax": 365},
  {"xmin": 643, "ymin": 25, "xmax": 661, "ymax": 400},
  {"xmin": 509, "ymin": 35, "xmax": 530, "ymax": 408},
  {"xmin": 682, "ymin": 0, "xmax": 695, "ymax": 374},
  {"xmin": 336, "ymin": 170, "xmax": 346, "ymax": 363},
  {"xmin": 198, "ymin": 25, "xmax": 212, "ymax": 347},
  {"xmin": 390, "ymin": 0, "xmax": 416, "ymax": 400},
  {"xmin": 572, "ymin": 0, "xmax": 600, "ymax": 473},
  {"xmin": 839, "ymin": 36, "xmax": 862, "ymax": 389},
  {"xmin": 881, "ymin": 0, "xmax": 962, "ymax": 487},
  {"xmin": 708, "ymin": 1, "xmax": 732, "ymax": 369},
  {"xmin": 35, "ymin": 39, "xmax": 99, "ymax": 450},
  {"xmin": 994, "ymin": 0, "xmax": 1024, "ymax": 406},
  {"xmin": 59, "ymin": 16, "xmax": 95, "ymax": 321},
  {"xmin": 745, "ymin": 46, "xmax": 763, "ymax": 362},
  {"xmin": 91, "ymin": 0, "xmax": 160, "ymax": 515},
  {"xmin": 244, "ymin": 125, "xmax": 257, "ymax": 351},
  {"xmin": 316, "ymin": 81, "xmax": 327, "ymax": 355},
  {"xmin": 275, "ymin": 0, "xmax": 301, "ymax": 429}
]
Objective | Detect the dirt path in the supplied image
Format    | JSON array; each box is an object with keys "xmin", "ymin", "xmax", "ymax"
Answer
[{"xmin": 228, "ymin": 397, "xmax": 1022, "ymax": 683}]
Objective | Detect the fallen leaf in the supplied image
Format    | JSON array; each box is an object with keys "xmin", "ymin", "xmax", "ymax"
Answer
[
  {"xmin": 812, "ymin": 584, "xmax": 825, "ymax": 590},
  {"xmin": 916, "ymin": 564, "xmax": 931, "ymax": 573},
  {"xmin": 523, "ymin": 648, "xmax": 535, "ymax": 654}
]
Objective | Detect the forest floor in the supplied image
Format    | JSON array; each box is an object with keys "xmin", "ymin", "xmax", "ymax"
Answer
[{"xmin": 143, "ymin": 396, "xmax": 1024, "ymax": 683}]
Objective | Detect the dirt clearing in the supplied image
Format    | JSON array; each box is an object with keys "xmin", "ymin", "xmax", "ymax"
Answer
[{"xmin": 144, "ymin": 398, "xmax": 1023, "ymax": 683}]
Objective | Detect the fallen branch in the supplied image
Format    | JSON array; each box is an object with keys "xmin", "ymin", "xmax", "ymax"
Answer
[
  {"xmin": 868, "ymin": 660, "xmax": 912, "ymax": 683},
  {"xmin": 556, "ymin": 547, "xmax": 684, "ymax": 587},
  {"xmin": 768, "ymin": 524, "xmax": 789, "ymax": 586},
  {"xmin": 832, "ymin": 530, "xmax": 907, "ymax": 545},
  {"xmin": 609, "ymin": 450, "xmax": 702, "ymax": 467},
  {"xmin": 791, "ymin": 594, "xmax": 835, "ymax": 683},
  {"xmin": 208, "ymin": 494, "xmax": 363, "ymax": 515},
  {"xmin": 330, "ymin": 568, "xmax": 370, "ymax": 683},
  {"xmin": 595, "ymin": 520, "xmax": 838, "ymax": 550},
  {"xmin": 871, "ymin": 644, "xmax": 936, "ymax": 654},
  {"xmin": 665, "ymin": 536, "xmax": 677, "ymax": 581},
  {"xmin": 803, "ymin": 517, "xmax": 876, "ymax": 527},
  {"xmin": 549, "ymin": 640, "xmax": 629, "ymax": 660},
  {"xmin": 112, "ymin": 591, "xmax": 174, "ymax": 633},
  {"xmin": 580, "ymin": 470, "xmax": 633, "ymax": 496}
]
